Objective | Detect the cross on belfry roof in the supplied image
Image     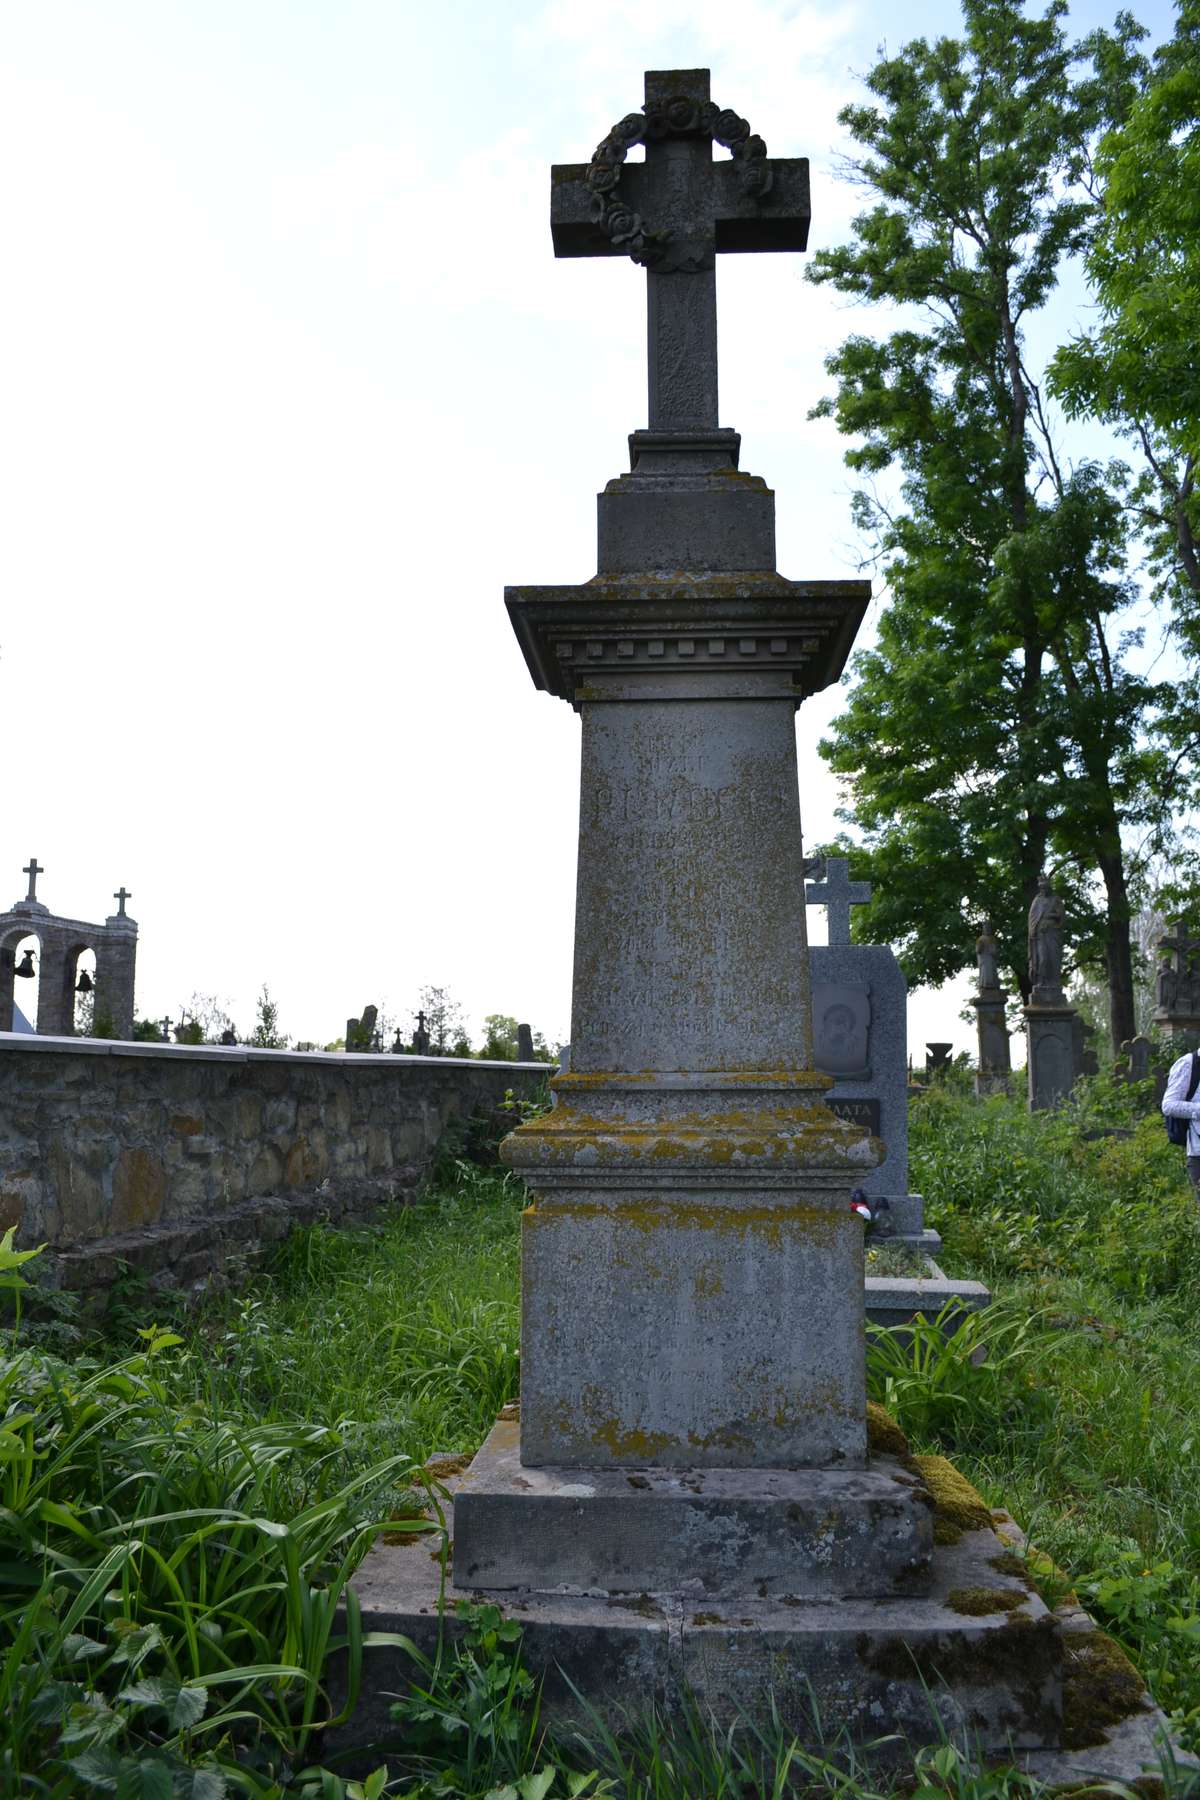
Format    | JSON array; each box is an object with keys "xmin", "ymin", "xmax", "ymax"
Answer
[
  {"xmin": 805, "ymin": 857, "xmax": 871, "ymax": 947},
  {"xmin": 22, "ymin": 858, "xmax": 44, "ymax": 902},
  {"xmin": 551, "ymin": 70, "xmax": 810, "ymax": 432},
  {"xmin": 113, "ymin": 886, "xmax": 131, "ymax": 917}
]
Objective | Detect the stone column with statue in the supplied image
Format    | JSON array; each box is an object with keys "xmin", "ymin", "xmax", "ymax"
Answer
[{"xmin": 1023, "ymin": 874, "xmax": 1081, "ymax": 1110}]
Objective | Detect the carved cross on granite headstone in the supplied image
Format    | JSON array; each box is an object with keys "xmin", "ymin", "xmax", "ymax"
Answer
[
  {"xmin": 805, "ymin": 857, "xmax": 871, "ymax": 947},
  {"xmin": 551, "ymin": 70, "xmax": 810, "ymax": 431}
]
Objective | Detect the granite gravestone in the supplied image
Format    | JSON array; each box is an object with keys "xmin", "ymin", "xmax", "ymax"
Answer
[{"xmin": 805, "ymin": 859, "xmax": 933, "ymax": 1245}]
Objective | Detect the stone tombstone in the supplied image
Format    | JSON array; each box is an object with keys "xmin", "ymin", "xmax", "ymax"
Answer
[
  {"xmin": 344, "ymin": 66, "xmax": 1096, "ymax": 1764},
  {"xmin": 412, "ymin": 1009, "xmax": 431, "ymax": 1057},
  {"xmin": 0, "ymin": 861, "xmax": 138, "ymax": 1039},
  {"xmin": 502, "ymin": 67, "xmax": 880, "ymax": 1479},
  {"xmin": 1153, "ymin": 918, "xmax": 1200, "ymax": 1042},
  {"xmin": 925, "ymin": 1042, "xmax": 953, "ymax": 1074},
  {"xmin": 516, "ymin": 1022, "xmax": 535, "ymax": 1062},
  {"xmin": 805, "ymin": 860, "xmax": 930, "ymax": 1243},
  {"xmin": 346, "ymin": 1004, "xmax": 379, "ymax": 1054},
  {"xmin": 1124, "ymin": 1033, "xmax": 1152, "ymax": 1082},
  {"xmin": 1071, "ymin": 1014, "xmax": 1100, "ymax": 1079},
  {"xmin": 972, "ymin": 918, "xmax": 1012, "ymax": 1096},
  {"xmin": 1024, "ymin": 873, "xmax": 1081, "ymax": 1111}
]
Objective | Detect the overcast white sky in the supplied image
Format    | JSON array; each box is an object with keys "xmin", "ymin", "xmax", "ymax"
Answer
[{"xmin": 0, "ymin": 0, "xmax": 1175, "ymax": 1057}]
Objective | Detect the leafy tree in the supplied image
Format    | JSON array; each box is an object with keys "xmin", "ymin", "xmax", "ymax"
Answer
[
  {"xmin": 480, "ymin": 1014, "xmax": 519, "ymax": 1060},
  {"xmin": 807, "ymin": 0, "xmax": 1176, "ymax": 1047},
  {"xmin": 416, "ymin": 985, "xmax": 470, "ymax": 1057},
  {"xmin": 1050, "ymin": 0, "xmax": 1200, "ymax": 633},
  {"xmin": 248, "ymin": 984, "xmax": 289, "ymax": 1050}
]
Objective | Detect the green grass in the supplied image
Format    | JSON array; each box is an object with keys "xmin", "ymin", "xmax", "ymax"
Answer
[
  {"xmin": 6, "ymin": 1083, "xmax": 1200, "ymax": 1793},
  {"xmin": 160, "ymin": 1162, "xmax": 525, "ymax": 1483}
]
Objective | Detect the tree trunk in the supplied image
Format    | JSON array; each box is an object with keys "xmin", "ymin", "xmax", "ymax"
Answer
[{"xmin": 1097, "ymin": 844, "xmax": 1137, "ymax": 1051}]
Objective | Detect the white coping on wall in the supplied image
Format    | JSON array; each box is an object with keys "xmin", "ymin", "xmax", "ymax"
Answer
[{"xmin": 0, "ymin": 1031, "xmax": 556, "ymax": 1072}]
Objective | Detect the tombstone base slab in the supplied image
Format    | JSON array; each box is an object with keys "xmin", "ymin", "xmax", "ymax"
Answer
[
  {"xmin": 865, "ymin": 1266, "xmax": 991, "ymax": 1333},
  {"xmin": 453, "ymin": 1419, "xmax": 932, "ymax": 1599},
  {"xmin": 331, "ymin": 1507, "xmax": 1071, "ymax": 1765}
]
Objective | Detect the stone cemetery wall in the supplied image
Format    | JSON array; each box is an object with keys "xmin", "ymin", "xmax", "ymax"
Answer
[{"xmin": 0, "ymin": 1035, "xmax": 552, "ymax": 1301}]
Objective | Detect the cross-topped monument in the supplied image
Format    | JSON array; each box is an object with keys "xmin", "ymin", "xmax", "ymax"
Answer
[
  {"xmin": 354, "ymin": 67, "xmax": 1080, "ymax": 1762},
  {"xmin": 551, "ymin": 70, "xmax": 810, "ymax": 432},
  {"xmin": 805, "ymin": 856, "xmax": 871, "ymax": 946}
]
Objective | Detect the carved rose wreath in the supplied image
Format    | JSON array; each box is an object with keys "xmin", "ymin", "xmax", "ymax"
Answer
[{"xmin": 586, "ymin": 95, "xmax": 772, "ymax": 270}]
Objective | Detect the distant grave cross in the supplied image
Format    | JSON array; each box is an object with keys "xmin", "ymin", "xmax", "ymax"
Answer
[
  {"xmin": 22, "ymin": 858, "xmax": 44, "ymax": 902},
  {"xmin": 159, "ymin": 1016, "xmax": 172, "ymax": 1041},
  {"xmin": 805, "ymin": 857, "xmax": 871, "ymax": 947},
  {"xmin": 113, "ymin": 887, "xmax": 131, "ymax": 917},
  {"xmin": 551, "ymin": 70, "xmax": 810, "ymax": 430}
]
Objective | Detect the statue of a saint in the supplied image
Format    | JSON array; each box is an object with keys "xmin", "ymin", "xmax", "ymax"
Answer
[
  {"xmin": 976, "ymin": 920, "xmax": 1002, "ymax": 993},
  {"xmin": 1028, "ymin": 874, "xmax": 1065, "ymax": 999},
  {"xmin": 1157, "ymin": 956, "xmax": 1179, "ymax": 1013}
]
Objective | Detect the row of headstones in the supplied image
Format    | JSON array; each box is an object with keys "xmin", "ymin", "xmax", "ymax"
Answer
[{"xmin": 345, "ymin": 1005, "xmax": 535, "ymax": 1062}]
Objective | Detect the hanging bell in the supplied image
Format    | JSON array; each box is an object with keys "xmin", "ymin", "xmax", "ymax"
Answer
[
  {"xmin": 76, "ymin": 969, "xmax": 93, "ymax": 994},
  {"xmin": 15, "ymin": 950, "xmax": 35, "ymax": 978}
]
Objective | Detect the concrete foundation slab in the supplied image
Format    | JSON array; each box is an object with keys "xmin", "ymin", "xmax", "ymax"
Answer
[{"xmin": 453, "ymin": 1418, "xmax": 933, "ymax": 1598}]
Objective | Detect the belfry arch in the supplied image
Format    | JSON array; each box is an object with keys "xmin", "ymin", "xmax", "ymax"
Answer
[{"xmin": 0, "ymin": 860, "xmax": 137, "ymax": 1038}]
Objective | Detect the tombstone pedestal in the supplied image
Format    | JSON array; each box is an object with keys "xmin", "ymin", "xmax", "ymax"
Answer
[
  {"xmin": 972, "ymin": 989, "xmax": 1011, "ymax": 1097},
  {"xmin": 1025, "ymin": 1003, "xmax": 1079, "ymax": 1111}
]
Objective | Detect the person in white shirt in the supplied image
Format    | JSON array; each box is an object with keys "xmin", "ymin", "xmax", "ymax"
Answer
[{"xmin": 1161, "ymin": 1048, "xmax": 1200, "ymax": 1195}]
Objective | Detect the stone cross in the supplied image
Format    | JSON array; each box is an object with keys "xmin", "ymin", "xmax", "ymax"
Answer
[
  {"xmin": 113, "ymin": 886, "xmax": 131, "ymax": 917},
  {"xmin": 805, "ymin": 857, "xmax": 871, "ymax": 947},
  {"xmin": 551, "ymin": 69, "xmax": 810, "ymax": 431},
  {"xmin": 159, "ymin": 1016, "xmax": 172, "ymax": 1041},
  {"xmin": 23, "ymin": 858, "xmax": 44, "ymax": 902}
]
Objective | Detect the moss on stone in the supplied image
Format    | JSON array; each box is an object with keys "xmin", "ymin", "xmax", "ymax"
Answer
[
  {"xmin": 946, "ymin": 1586, "xmax": 1027, "ymax": 1616},
  {"xmin": 1062, "ymin": 1630, "xmax": 1148, "ymax": 1751},
  {"xmin": 420, "ymin": 1453, "xmax": 472, "ymax": 1482},
  {"xmin": 857, "ymin": 1611, "xmax": 1059, "ymax": 1712},
  {"xmin": 866, "ymin": 1400, "xmax": 910, "ymax": 1460},
  {"xmin": 988, "ymin": 1552, "xmax": 1035, "ymax": 1588},
  {"xmin": 909, "ymin": 1453, "xmax": 994, "ymax": 1536}
]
